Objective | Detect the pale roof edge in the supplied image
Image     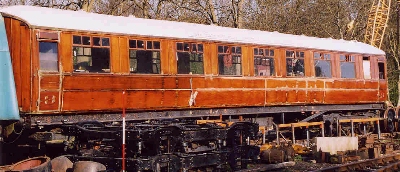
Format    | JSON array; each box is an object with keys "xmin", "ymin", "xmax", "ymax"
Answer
[{"xmin": 0, "ymin": 5, "xmax": 385, "ymax": 56}]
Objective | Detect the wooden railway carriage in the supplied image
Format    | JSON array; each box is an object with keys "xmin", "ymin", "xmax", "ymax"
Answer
[{"xmin": 0, "ymin": 5, "xmax": 392, "ymax": 171}]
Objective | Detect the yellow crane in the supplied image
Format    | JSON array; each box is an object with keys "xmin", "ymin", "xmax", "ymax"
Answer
[{"xmin": 364, "ymin": 0, "xmax": 391, "ymax": 49}]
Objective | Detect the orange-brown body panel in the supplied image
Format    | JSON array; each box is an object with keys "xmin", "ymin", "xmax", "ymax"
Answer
[{"xmin": 3, "ymin": 18, "xmax": 388, "ymax": 115}]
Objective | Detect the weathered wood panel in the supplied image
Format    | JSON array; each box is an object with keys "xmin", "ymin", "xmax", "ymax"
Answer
[
  {"xmin": 119, "ymin": 37, "xmax": 129, "ymax": 73},
  {"xmin": 58, "ymin": 74, "xmax": 384, "ymax": 112},
  {"xmin": 379, "ymin": 81, "xmax": 388, "ymax": 101},
  {"xmin": 332, "ymin": 53, "xmax": 340, "ymax": 78},
  {"xmin": 304, "ymin": 50, "xmax": 312, "ymax": 77},
  {"xmin": 161, "ymin": 40, "xmax": 169, "ymax": 74},
  {"xmin": 31, "ymin": 30, "xmax": 40, "ymax": 112},
  {"xmin": 4, "ymin": 17, "xmax": 11, "ymax": 50},
  {"xmin": 203, "ymin": 43, "xmax": 212, "ymax": 75},
  {"xmin": 248, "ymin": 46, "xmax": 255, "ymax": 76},
  {"xmin": 11, "ymin": 19, "xmax": 21, "ymax": 106},
  {"xmin": 60, "ymin": 32, "xmax": 72, "ymax": 73},
  {"xmin": 325, "ymin": 90, "xmax": 378, "ymax": 103},
  {"xmin": 39, "ymin": 91, "xmax": 59, "ymax": 111},
  {"xmin": 168, "ymin": 41, "xmax": 177, "ymax": 75},
  {"xmin": 307, "ymin": 90, "xmax": 324, "ymax": 103},
  {"xmin": 40, "ymin": 75, "xmax": 60, "ymax": 90},
  {"xmin": 110, "ymin": 36, "xmax": 120, "ymax": 72},
  {"xmin": 210, "ymin": 44, "xmax": 218, "ymax": 75},
  {"xmin": 20, "ymin": 25, "xmax": 31, "ymax": 112},
  {"xmin": 242, "ymin": 46, "xmax": 250, "ymax": 76}
]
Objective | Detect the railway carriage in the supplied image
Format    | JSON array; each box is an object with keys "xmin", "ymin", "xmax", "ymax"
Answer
[{"xmin": 0, "ymin": 5, "xmax": 393, "ymax": 171}]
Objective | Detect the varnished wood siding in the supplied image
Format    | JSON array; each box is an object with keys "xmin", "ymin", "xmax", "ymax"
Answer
[
  {"xmin": 5, "ymin": 18, "xmax": 32, "ymax": 112},
  {"xmin": 5, "ymin": 25, "xmax": 387, "ymax": 114},
  {"xmin": 59, "ymin": 75, "xmax": 385, "ymax": 112}
]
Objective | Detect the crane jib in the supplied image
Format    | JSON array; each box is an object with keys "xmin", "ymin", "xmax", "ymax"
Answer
[{"xmin": 0, "ymin": 14, "xmax": 20, "ymax": 121}]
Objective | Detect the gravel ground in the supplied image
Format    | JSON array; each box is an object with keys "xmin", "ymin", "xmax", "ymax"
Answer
[{"xmin": 265, "ymin": 161, "xmax": 340, "ymax": 172}]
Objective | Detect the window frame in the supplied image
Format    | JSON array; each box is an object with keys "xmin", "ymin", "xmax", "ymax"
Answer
[
  {"xmin": 362, "ymin": 56, "xmax": 372, "ymax": 80},
  {"xmin": 339, "ymin": 54, "xmax": 356, "ymax": 79},
  {"xmin": 176, "ymin": 41, "xmax": 204, "ymax": 75},
  {"xmin": 285, "ymin": 50, "xmax": 305, "ymax": 77},
  {"xmin": 72, "ymin": 35, "xmax": 111, "ymax": 74},
  {"xmin": 38, "ymin": 40, "xmax": 59, "ymax": 73},
  {"xmin": 253, "ymin": 47, "xmax": 275, "ymax": 77},
  {"xmin": 128, "ymin": 38, "xmax": 162, "ymax": 74},
  {"xmin": 377, "ymin": 57, "xmax": 386, "ymax": 80},
  {"xmin": 37, "ymin": 30, "xmax": 60, "ymax": 73},
  {"xmin": 313, "ymin": 52, "xmax": 332, "ymax": 78},
  {"xmin": 217, "ymin": 44, "xmax": 242, "ymax": 76}
]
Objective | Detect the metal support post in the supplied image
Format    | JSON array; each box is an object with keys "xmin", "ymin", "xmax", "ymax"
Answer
[
  {"xmin": 377, "ymin": 120, "xmax": 381, "ymax": 140},
  {"xmin": 321, "ymin": 124, "xmax": 325, "ymax": 137},
  {"xmin": 336, "ymin": 119, "xmax": 339, "ymax": 137},
  {"xmin": 351, "ymin": 120, "xmax": 354, "ymax": 137},
  {"xmin": 291, "ymin": 124, "xmax": 295, "ymax": 144},
  {"xmin": 363, "ymin": 123, "xmax": 367, "ymax": 135},
  {"xmin": 276, "ymin": 126, "xmax": 280, "ymax": 145},
  {"xmin": 262, "ymin": 127, "xmax": 266, "ymax": 144},
  {"xmin": 306, "ymin": 127, "xmax": 310, "ymax": 147}
]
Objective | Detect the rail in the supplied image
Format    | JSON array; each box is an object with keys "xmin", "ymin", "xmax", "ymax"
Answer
[{"xmin": 311, "ymin": 152, "xmax": 400, "ymax": 172}]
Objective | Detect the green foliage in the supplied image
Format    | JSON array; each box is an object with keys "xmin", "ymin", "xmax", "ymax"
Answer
[{"xmin": 294, "ymin": 155, "xmax": 303, "ymax": 162}]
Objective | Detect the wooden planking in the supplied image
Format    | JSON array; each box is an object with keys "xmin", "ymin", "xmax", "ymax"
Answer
[
  {"xmin": 304, "ymin": 50, "xmax": 312, "ymax": 77},
  {"xmin": 355, "ymin": 55, "xmax": 362, "ymax": 79},
  {"xmin": 60, "ymin": 32, "xmax": 73, "ymax": 72},
  {"xmin": 370, "ymin": 56, "xmax": 378, "ymax": 80},
  {"xmin": 168, "ymin": 41, "xmax": 177, "ymax": 75},
  {"xmin": 160, "ymin": 40, "xmax": 169, "ymax": 74},
  {"xmin": 332, "ymin": 53, "xmax": 340, "ymax": 78},
  {"xmin": 40, "ymin": 75, "xmax": 60, "ymax": 90},
  {"xmin": 4, "ymin": 17, "xmax": 11, "ymax": 50},
  {"xmin": 11, "ymin": 19, "xmax": 22, "ymax": 106},
  {"xmin": 277, "ymin": 48, "xmax": 286, "ymax": 77},
  {"xmin": 62, "ymin": 90, "xmax": 189, "ymax": 111},
  {"xmin": 242, "ymin": 46, "xmax": 250, "ymax": 76},
  {"xmin": 119, "ymin": 37, "xmax": 129, "ymax": 73},
  {"xmin": 38, "ymin": 91, "xmax": 59, "ymax": 111},
  {"xmin": 195, "ymin": 90, "xmax": 264, "ymax": 107},
  {"xmin": 379, "ymin": 81, "xmax": 388, "ymax": 101},
  {"xmin": 31, "ymin": 30, "xmax": 40, "ymax": 112},
  {"xmin": 210, "ymin": 44, "xmax": 218, "ymax": 75},
  {"xmin": 307, "ymin": 90, "xmax": 324, "ymax": 103},
  {"xmin": 20, "ymin": 25, "xmax": 31, "ymax": 112},
  {"xmin": 203, "ymin": 43, "xmax": 212, "ymax": 75},
  {"xmin": 325, "ymin": 90, "xmax": 379, "ymax": 103},
  {"xmin": 110, "ymin": 36, "xmax": 120, "ymax": 72},
  {"xmin": 248, "ymin": 46, "xmax": 255, "ymax": 76}
]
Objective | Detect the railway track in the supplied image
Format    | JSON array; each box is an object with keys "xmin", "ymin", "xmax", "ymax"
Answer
[{"xmin": 311, "ymin": 153, "xmax": 400, "ymax": 172}]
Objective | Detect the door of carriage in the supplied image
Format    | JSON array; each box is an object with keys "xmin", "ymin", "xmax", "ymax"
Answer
[{"xmin": 36, "ymin": 30, "xmax": 62, "ymax": 112}]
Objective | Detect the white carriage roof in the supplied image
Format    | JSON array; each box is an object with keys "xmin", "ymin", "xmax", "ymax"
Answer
[{"xmin": 0, "ymin": 5, "xmax": 385, "ymax": 56}]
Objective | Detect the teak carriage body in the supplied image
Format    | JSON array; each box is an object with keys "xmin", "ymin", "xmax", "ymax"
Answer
[
  {"xmin": 0, "ymin": 6, "xmax": 388, "ymax": 121},
  {"xmin": 0, "ymin": 5, "xmax": 393, "ymax": 171}
]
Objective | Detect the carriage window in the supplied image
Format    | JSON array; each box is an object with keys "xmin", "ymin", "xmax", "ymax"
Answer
[
  {"xmin": 72, "ymin": 35, "xmax": 110, "ymax": 73},
  {"xmin": 363, "ymin": 56, "xmax": 371, "ymax": 79},
  {"xmin": 286, "ymin": 50, "xmax": 305, "ymax": 77},
  {"xmin": 39, "ymin": 42, "xmax": 58, "ymax": 72},
  {"xmin": 254, "ymin": 48, "xmax": 274, "ymax": 76},
  {"xmin": 378, "ymin": 62, "xmax": 385, "ymax": 79},
  {"xmin": 314, "ymin": 52, "xmax": 331, "ymax": 78},
  {"xmin": 340, "ymin": 55, "xmax": 355, "ymax": 78},
  {"xmin": 129, "ymin": 39, "xmax": 161, "ymax": 74},
  {"xmin": 218, "ymin": 45, "xmax": 241, "ymax": 75},
  {"xmin": 176, "ymin": 42, "xmax": 204, "ymax": 74}
]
